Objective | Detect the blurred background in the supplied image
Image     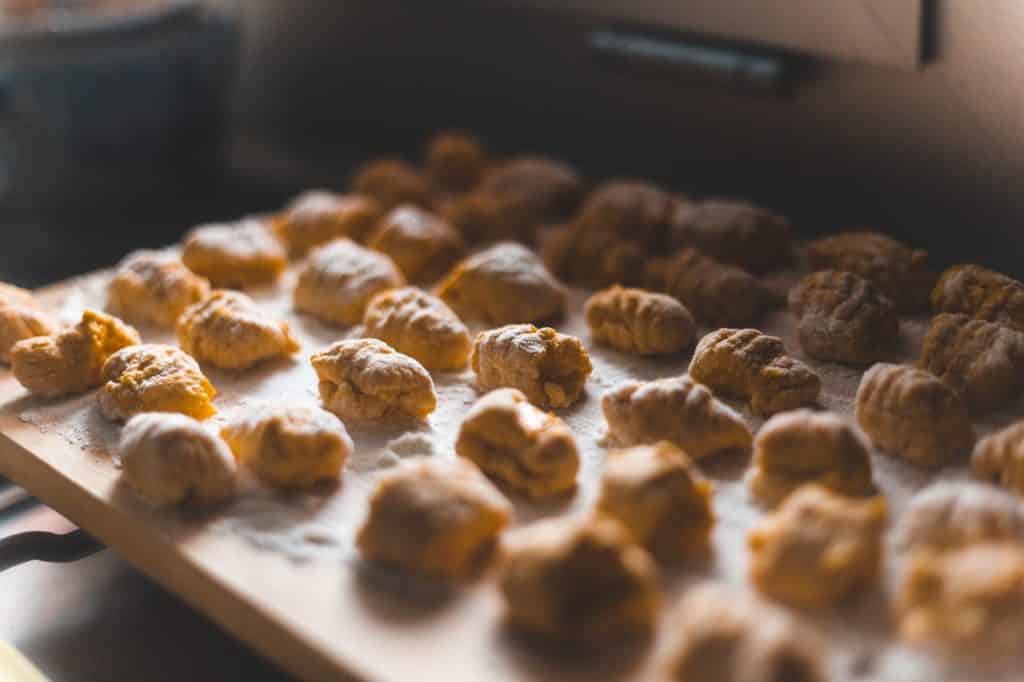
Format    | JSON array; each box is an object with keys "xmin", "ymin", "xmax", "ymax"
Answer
[{"xmin": 1, "ymin": 1, "xmax": 1023, "ymax": 679}]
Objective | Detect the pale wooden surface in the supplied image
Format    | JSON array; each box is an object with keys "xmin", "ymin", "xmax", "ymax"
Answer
[{"xmin": 1, "ymin": 268, "xmax": 1022, "ymax": 682}]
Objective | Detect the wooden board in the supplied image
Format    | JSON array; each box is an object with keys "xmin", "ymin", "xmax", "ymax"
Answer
[{"xmin": 0, "ymin": 265, "xmax": 1022, "ymax": 682}]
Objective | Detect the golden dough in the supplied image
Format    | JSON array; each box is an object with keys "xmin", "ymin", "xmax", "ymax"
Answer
[
  {"xmin": 99, "ymin": 344, "xmax": 216, "ymax": 421},
  {"xmin": 272, "ymin": 191, "xmax": 383, "ymax": 258},
  {"xmin": 918, "ymin": 312, "xmax": 1024, "ymax": 413},
  {"xmin": 106, "ymin": 250, "xmax": 210, "ymax": 328},
  {"xmin": 425, "ymin": 130, "xmax": 488, "ymax": 193},
  {"xmin": 437, "ymin": 242, "xmax": 567, "ymax": 325},
  {"xmin": 668, "ymin": 198, "xmax": 792, "ymax": 274},
  {"xmin": 220, "ymin": 403, "xmax": 352, "ymax": 489},
  {"xmin": 456, "ymin": 388, "xmax": 579, "ymax": 498},
  {"xmin": 584, "ymin": 285, "xmax": 695, "ymax": 355},
  {"xmin": 446, "ymin": 156, "xmax": 582, "ymax": 244},
  {"xmin": 601, "ymin": 375, "xmax": 752, "ymax": 460},
  {"xmin": 660, "ymin": 583, "xmax": 825, "ymax": 682},
  {"xmin": 310, "ymin": 338, "xmax": 436, "ymax": 420},
  {"xmin": 689, "ymin": 328, "xmax": 820, "ymax": 417},
  {"xmin": 363, "ymin": 286, "xmax": 471, "ymax": 370},
  {"xmin": 893, "ymin": 482, "xmax": 1024, "ymax": 553},
  {"xmin": 119, "ymin": 412, "xmax": 236, "ymax": 508},
  {"xmin": 0, "ymin": 283, "xmax": 54, "ymax": 364},
  {"xmin": 931, "ymin": 264, "xmax": 1024, "ymax": 331},
  {"xmin": 470, "ymin": 324, "xmax": 591, "ymax": 409},
  {"xmin": 357, "ymin": 458, "xmax": 511, "ymax": 579},
  {"xmin": 11, "ymin": 309, "xmax": 139, "ymax": 397},
  {"xmin": 747, "ymin": 409, "xmax": 875, "ymax": 507},
  {"xmin": 177, "ymin": 290, "xmax": 299, "ymax": 370},
  {"xmin": 805, "ymin": 230, "xmax": 935, "ymax": 312},
  {"xmin": 748, "ymin": 485, "xmax": 886, "ymax": 607},
  {"xmin": 788, "ymin": 269, "xmax": 899, "ymax": 365},
  {"xmin": 351, "ymin": 158, "xmax": 429, "ymax": 210},
  {"xmin": 645, "ymin": 248, "xmax": 772, "ymax": 326},
  {"xmin": 854, "ymin": 363, "xmax": 974, "ymax": 467},
  {"xmin": 293, "ymin": 238, "xmax": 405, "ymax": 326},
  {"xmin": 973, "ymin": 420, "xmax": 1024, "ymax": 494},
  {"xmin": 500, "ymin": 517, "xmax": 659, "ymax": 642},
  {"xmin": 181, "ymin": 219, "xmax": 287, "ymax": 289},
  {"xmin": 596, "ymin": 441, "xmax": 714, "ymax": 559},
  {"xmin": 897, "ymin": 542, "xmax": 1024, "ymax": 659},
  {"xmin": 545, "ymin": 180, "xmax": 684, "ymax": 288},
  {"xmin": 365, "ymin": 205, "xmax": 464, "ymax": 283}
]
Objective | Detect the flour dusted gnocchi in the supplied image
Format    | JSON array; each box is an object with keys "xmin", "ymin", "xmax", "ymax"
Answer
[
  {"xmin": 456, "ymin": 388, "xmax": 579, "ymax": 498},
  {"xmin": 272, "ymin": 191, "xmax": 382, "ymax": 257},
  {"xmin": 602, "ymin": 375, "xmax": 752, "ymax": 460},
  {"xmin": 788, "ymin": 269, "xmax": 898, "ymax": 365},
  {"xmin": 437, "ymin": 242, "xmax": 567, "ymax": 325},
  {"xmin": 181, "ymin": 219, "xmax": 287, "ymax": 289},
  {"xmin": 119, "ymin": 412, "xmax": 236, "ymax": 509},
  {"xmin": 918, "ymin": 312, "xmax": 1024, "ymax": 413},
  {"xmin": 659, "ymin": 583, "xmax": 826, "ymax": 682},
  {"xmin": 0, "ymin": 282, "xmax": 54, "ymax": 364},
  {"xmin": 363, "ymin": 287, "xmax": 471, "ymax": 370},
  {"xmin": 357, "ymin": 458, "xmax": 511, "ymax": 579},
  {"xmin": 893, "ymin": 482, "xmax": 1024, "ymax": 553},
  {"xmin": 177, "ymin": 291, "xmax": 300, "ymax": 370},
  {"xmin": 584, "ymin": 285, "xmax": 695, "ymax": 355},
  {"xmin": 365, "ymin": 205, "xmax": 465, "ymax": 283},
  {"xmin": 310, "ymin": 338, "xmax": 436, "ymax": 420},
  {"xmin": 293, "ymin": 238, "xmax": 405, "ymax": 326},
  {"xmin": 854, "ymin": 363, "xmax": 974, "ymax": 467},
  {"xmin": 351, "ymin": 158, "xmax": 430, "ymax": 210},
  {"xmin": 106, "ymin": 250, "xmax": 210, "ymax": 328},
  {"xmin": 425, "ymin": 129, "xmax": 488, "ymax": 193},
  {"xmin": 748, "ymin": 485, "xmax": 886, "ymax": 608},
  {"xmin": 470, "ymin": 324, "xmax": 591, "ymax": 409},
  {"xmin": 689, "ymin": 328, "xmax": 821, "ymax": 417},
  {"xmin": 596, "ymin": 441, "xmax": 714, "ymax": 559},
  {"xmin": 99, "ymin": 344, "xmax": 216, "ymax": 421},
  {"xmin": 499, "ymin": 516, "xmax": 659, "ymax": 641},
  {"xmin": 931, "ymin": 264, "xmax": 1024, "ymax": 331},
  {"xmin": 747, "ymin": 409, "xmax": 875, "ymax": 507},
  {"xmin": 897, "ymin": 542, "xmax": 1024, "ymax": 658},
  {"xmin": 645, "ymin": 248, "xmax": 772, "ymax": 326},
  {"xmin": 11, "ymin": 309, "xmax": 139, "ymax": 397},
  {"xmin": 973, "ymin": 420, "xmax": 1024, "ymax": 494},
  {"xmin": 668, "ymin": 199, "xmax": 792, "ymax": 274},
  {"xmin": 220, "ymin": 404, "xmax": 352, "ymax": 489},
  {"xmin": 805, "ymin": 230, "xmax": 935, "ymax": 311}
]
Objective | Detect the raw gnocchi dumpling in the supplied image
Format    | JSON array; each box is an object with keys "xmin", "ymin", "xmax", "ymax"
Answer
[
  {"xmin": 11, "ymin": 309, "xmax": 139, "ymax": 397},
  {"xmin": 0, "ymin": 282, "xmax": 55, "ymax": 365},
  {"xmin": 596, "ymin": 441, "xmax": 714, "ymax": 560},
  {"xmin": 119, "ymin": 412, "xmax": 236, "ymax": 509},
  {"xmin": 892, "ymin": 482, "xmax": 1024, "ymax": 553},
  {"xmin": 365, "ymin": 205, "xmax": 464, "ymax": 283},
  {"xmin": 437, "ymin": 242, "xmax": 568, "ymax": 325},
  {"xmin": 272, "ymin": 190, "xmax": 383, "ymax": 258},
  {"xmin": 177, "ymin": 291, "xmax": 300, "ymax": 370},
  {"xmin": 99, "ymin": 344, "xmax": 216, "ymax": 421},
  {"xmin": 363, "ymin": 286, "xmax": 472, "ymax": 370},
  {"xmin": 668, "ymin": 198, "xmax": 793, "ymax": 274},
  {"xmin": 351, "ymin": 158, "xmax": 430, "ymax": 211},
  {"xmin": 310, "ymin": 338, "xmax": 436, "ymax": 420},
  {"xmin": 424, "ymin": 129, "xmax": 488, "ymax": 194},
  {"xmin": 470, "ymin": 324, "xmax": 591, "ymax": 409},
  {"xmin": 602, "ymin": 375, "xmax": 752, "ymax": 460},
  {"xmin": 106, "ymin": 250, "xmax": 210, "ymax": 328},
  {"xmin": 220, "ymin": 404, "xmax": 352, "ymax": 489},
  {"xmin": 688, "ymin": 328, "xmax": 820, "ymax": 417},
  {"xmin": 748, "ymin": 485, "xmax": 886, "ymax": 607},
  {"xmin": 584, "ymin": 285, "xmax": 695, "ymax": 356},
  {"xmin": 973, "ymin": 420, "xmax": 1024, "ymax": 494},
  {"xmin": 357, "ymin": 458, "xmax": 512, "ymax": 579},
  {"xmin": 181, "ymin": 219, "xmax": 287, "ymax": 289},
  {"xmin": 293, "ymin": 238, "xmax": 405, "ymax": 326},
  {"xmin": 931, "ymin": 263, "xmax": 1024, "ymax": 331},
  {"xmin": 456, "ymin": 388, "xmax": 579, "ymax": 498},
  {"xmin": 500, "ymin": 516, "xmax": 660, "ymax": 642}
]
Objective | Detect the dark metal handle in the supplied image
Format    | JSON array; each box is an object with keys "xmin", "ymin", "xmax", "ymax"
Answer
[{"xmin": 0, "ymin": 529, "xmax": 103, "ymax": 571}]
